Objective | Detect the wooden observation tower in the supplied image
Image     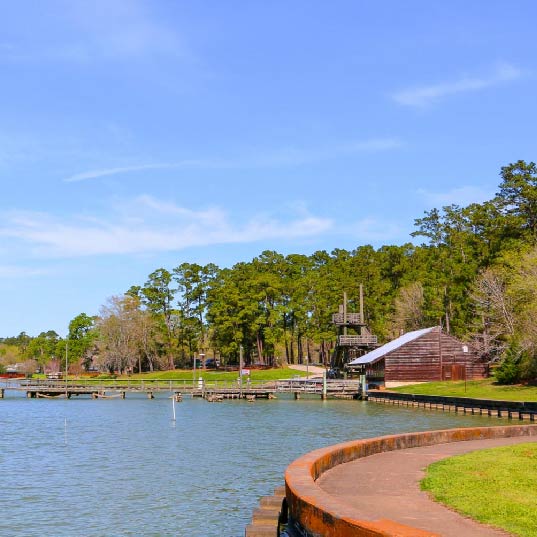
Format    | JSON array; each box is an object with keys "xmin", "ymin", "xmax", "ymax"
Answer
[{"xmin": 330, "ymin": 287, "xmax": 378, "ymax": 376}]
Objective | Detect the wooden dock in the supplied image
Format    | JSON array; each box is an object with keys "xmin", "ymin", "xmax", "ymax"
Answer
[
  {"xmin": 199, "ymin": 388, "xmax": 278, "ymax": 401},
  {"xmin": 3, "ymin": 378, "xmax": 362, "ymax": 401}
]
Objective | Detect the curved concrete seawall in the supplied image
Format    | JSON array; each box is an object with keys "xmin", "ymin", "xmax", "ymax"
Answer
[{"xmin": 284, "ymin": 424, "xmax": 537, "ymax": 537}]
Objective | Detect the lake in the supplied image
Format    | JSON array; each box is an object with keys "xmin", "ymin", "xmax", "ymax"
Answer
[{"xmin": 0, "ymin": 391, "xmax": 491, "ymax": 536}]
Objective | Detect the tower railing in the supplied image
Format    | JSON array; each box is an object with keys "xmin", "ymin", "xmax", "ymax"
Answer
[
  {"xmin": 332, "ymin": 313, "xmax": 363, "ymax": 325},
  {"xmin": 337, "ymin": 335, "xmax": 378, "ymax": 346}
]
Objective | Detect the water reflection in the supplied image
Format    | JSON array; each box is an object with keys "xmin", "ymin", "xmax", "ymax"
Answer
[{"xmin": 0, "ymin": 392, "xmax": 491, "ymax": 536}]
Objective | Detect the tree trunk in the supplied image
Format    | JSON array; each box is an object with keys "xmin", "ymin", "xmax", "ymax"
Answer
[{"xmin": 256, "ymin": 333, "xmax": 264, "ymax": 365}]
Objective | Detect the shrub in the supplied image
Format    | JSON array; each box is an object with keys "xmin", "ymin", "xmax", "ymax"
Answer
[{"xmin": 495, "ymin": 344, "xmax": 523, "ymax": 384}]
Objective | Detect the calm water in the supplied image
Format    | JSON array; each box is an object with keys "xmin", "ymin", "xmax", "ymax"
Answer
[{"xmin": 0, "ymin": 390, "xmax": 491, "ymax": 536}]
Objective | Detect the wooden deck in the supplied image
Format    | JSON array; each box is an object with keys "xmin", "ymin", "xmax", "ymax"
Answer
[{"xmin": 4, "ymin": 378, "xmax": 363, "ymax": 401}]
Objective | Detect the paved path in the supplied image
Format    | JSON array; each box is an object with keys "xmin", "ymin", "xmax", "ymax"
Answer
[
  {"xmin": 317, "ymin": 436, "xmax": 536, "ymax": 536},
  {"xmin": 287, "ymin": 364, "xmax": 326, "ymax": 377}
]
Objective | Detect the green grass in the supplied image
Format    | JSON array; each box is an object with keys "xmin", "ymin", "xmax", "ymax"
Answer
[
  {"xmin": 113, "ymin": 367, "xmax": 309, "ymax": 382},
  {"xmin": 390, "ymin": 378, "xmax": 537, "ymax": 401},
  {"xmin": 421, "ymin": 443, "xmax": 537, "ymax": 536}
]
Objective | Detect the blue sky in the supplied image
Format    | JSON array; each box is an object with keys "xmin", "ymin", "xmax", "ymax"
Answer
[{"xmin": 1, "ymin": 0, "xmax": 536, "ymax": 337}]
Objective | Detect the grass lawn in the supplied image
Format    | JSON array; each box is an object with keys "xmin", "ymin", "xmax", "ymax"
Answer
[
  {"xmin": 110, "ymin": 367, "xmax": 310, "ymax": 383},
  {"xmin": 421, "ymin": 443, "xmax": 537, "ymax": 537},
  {"xmin": 390, "ymin": 378, "xmax": 537, "ymax": 401}
]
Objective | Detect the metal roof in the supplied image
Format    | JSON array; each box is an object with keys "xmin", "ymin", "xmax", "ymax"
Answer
[{"xmin": 348, "ymin": 327, "xmax": 436, "ymax": 365}]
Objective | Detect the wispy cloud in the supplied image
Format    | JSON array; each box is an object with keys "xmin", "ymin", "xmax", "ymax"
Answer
[
  {"xmin": 349, "ymin": 217, "xmax": 410, "ymax": 243},
  {"xmin": 392, "ymin": 64, "xmax": 522, "ymax": 107},
  {"xmin": 0, "ymin": 196, "xmax": 333, "ymax": 258},
  {"xmin": 63, "ymin": 0, "xmax": 187, "ymax": 61},
  {"xmin": 64, "ymin": 138, "xmax": 402, "ymax": 182},
  {"xmin": 0, "ymin": 265, "xmax": 50, "ymax": 278},
  {"xmin": 65, "ymin": 163, "xmax": 198, "ymax": 183},
  {"xmin": 1, "ymin": 0, "xmax": 188, "ymax": 63},
  {"xmin": 417, "ymin": 185, "xmax": 493, "ymax": 207}
]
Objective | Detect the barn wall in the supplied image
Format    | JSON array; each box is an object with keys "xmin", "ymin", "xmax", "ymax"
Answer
[{"xmin": 384, "ymin": 328, "xmax": 488, "ymax": 382}]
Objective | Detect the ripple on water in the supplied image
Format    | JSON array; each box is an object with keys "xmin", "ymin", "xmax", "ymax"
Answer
[{"xmin": 0, "ymin": 393, "xmax": 491, "ymax": 536}]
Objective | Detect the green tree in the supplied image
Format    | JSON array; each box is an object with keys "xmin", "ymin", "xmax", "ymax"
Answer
[
  {"xmin": 495, "ymin": 343, "xmax": 523, "ymax": 385},
  {"xmin": 496, "ymin": 160, "xmax": 537, "ymax": 242},
  {"xmin": 140, "ymin": 269, "xmax": 177, "ymax": 369},
  {"xmin": 25, "ymin": 331, "xmax": 60, "ymax": 369},
  {"xmin": 173, "ymin": 262, "xmax": 219, "ymax": 365},
  {"xmin": 68, "ymin": 313, "xmax": 97, "ymax": 370}
]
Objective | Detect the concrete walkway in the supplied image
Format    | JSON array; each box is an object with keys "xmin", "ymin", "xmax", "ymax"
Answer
[
  {"xmin": 287, "ymin": 364, "xmax": 326, "ymax": 377},
  {"xmin": 316, "ymin": 436, "xmax": 536, "ymax": 536}
]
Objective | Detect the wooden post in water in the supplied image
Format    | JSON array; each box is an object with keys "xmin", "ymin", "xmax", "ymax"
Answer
[
  {"xmin": 360, "ymin": 374, "xmax": 367, "ymax": 400},
  {"xmin": 0, "ymin": 388, "xmax": 4, "ymax": 398},
  {"xmin": 321, "ymin": 371, "xmax": 327, "ymax": 400}
]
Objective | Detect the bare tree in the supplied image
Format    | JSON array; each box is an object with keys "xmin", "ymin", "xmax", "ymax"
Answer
[
  {"xmin": 95, "ymin": 295, "xmax": 141, "ymax": 374},
  {"xmin": 510, "ymin": 248, "xmax": 537, "ymax": 358},
  {"xmin": 136, "ymin": 309, "xmax": 166, "ymax": 372},
  {"xmin": 470, "ymin": 267, "xmax": 514, "ymax": 362},
  {"xmin": 393, "ymin": 282, "xmax": 424, "ymax": 334}
]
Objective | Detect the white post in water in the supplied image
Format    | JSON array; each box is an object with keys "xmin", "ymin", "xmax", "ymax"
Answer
[{"xmin": 172, "ymin": 395, "xmax": 176, "ymax": 421}]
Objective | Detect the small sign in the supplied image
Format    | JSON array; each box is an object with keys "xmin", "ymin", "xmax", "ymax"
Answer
[{"xmin": 241, "ymin": 369, "xmax": 250, "ymax": 375}]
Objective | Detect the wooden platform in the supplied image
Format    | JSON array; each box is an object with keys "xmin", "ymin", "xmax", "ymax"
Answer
[
  {"xmin": 4, "ymin": 378, "xmax": 363, "ymax": 402},
  {"xmin": 201, "ymin": 388, "xmax": 278, "ymax": 401},
  {"xmin": 25, "ymin": 387, "xmax": 100, "ymax": 398},
  {"xmin": 245, "ymin": 486, "xmax": 286, "ymax": 537}
]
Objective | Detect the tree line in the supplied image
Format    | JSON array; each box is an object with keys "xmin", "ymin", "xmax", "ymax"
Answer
[{"xmin": 2, "ymin": 160, "xmax": 537, "ymax": 383}]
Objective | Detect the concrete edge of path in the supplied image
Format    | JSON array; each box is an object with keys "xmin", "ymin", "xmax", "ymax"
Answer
[{"xmin": 284, "ymin": 424, "xmax": 537, "ymax": 537}]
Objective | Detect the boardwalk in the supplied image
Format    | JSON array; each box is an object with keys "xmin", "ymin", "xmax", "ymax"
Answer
[{"xmin": 2, "ymin": 378, "xmax": 362, "ymax": 401}]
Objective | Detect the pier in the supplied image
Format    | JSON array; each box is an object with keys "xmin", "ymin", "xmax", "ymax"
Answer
[{"xmin": 1, "ymin": 378, "xmax": 363, "ymax": 401}]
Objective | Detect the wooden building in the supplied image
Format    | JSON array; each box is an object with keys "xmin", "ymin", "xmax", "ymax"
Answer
[{"xmin": 348, "ymin": 326, "xmax": 488, "ymax": 387}]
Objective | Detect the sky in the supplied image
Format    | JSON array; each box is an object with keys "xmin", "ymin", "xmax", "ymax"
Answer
[{"xmin": 1, "ymin": 0, "xmax": 536, "ymax": 337}]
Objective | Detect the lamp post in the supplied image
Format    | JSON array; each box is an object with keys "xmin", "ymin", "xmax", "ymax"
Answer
[
  {"xmin": 65, "ymin": 338, "xmax": 68, "ymax": 398},
  {"xmin": 239, "ymin": 345, "xmax": 243, "ymax": 398},
  {"xmin": 198, "ymin": 353, "xmax": 205, "ymax": 392}
]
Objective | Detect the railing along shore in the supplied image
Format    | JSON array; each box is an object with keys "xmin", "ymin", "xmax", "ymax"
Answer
[{"xmin": 368, "ymin": 389, "xmax": 537, "ymax": 420}]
